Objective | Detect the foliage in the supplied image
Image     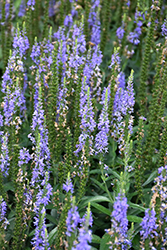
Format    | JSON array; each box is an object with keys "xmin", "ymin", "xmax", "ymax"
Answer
[{"xmin": 0, "ymin": 0, "xmax": 167, "ymax": 249}]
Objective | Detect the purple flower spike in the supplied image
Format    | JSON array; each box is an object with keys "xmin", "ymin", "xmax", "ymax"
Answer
[
  {"xmin": 106, "ymin": 193, "xmax": 131, "ymax": 249},
  {"xmin": 63, "ymin": 175, "xmax": 74, "ymax": 194},
  {"xmin": 66, "ymin": 203, "xmax": 81, "ymax": 237},
  {"xmin": 88, "ymin": 0, "xmax": 101, "ymax": 45},
  {"xmin": 0, "ymin": 197, "xmax": 9, "ymax": 230},
  {"xmin": 111, "ymin": 70, "xmax": 135, "ymax": 153},
  {"xmin": 72, "ymin": 205, "xmax": 93, "ymax": 250},
  {"xmin": 95, "ymin": 87, "xmax": 110, "ymax": 155},
  {"xmin": 27, "ymin": 0, "xmax": 35, "ymax": 10},
  {"xmin": 162, "ymin": 19, "xmax": 167, "ymax": 37},
  {"xmin": 116, "ymin": 26, "xmax": 125, "ymax": 40},
  {"xmin": 140, "ymin": 208, "xmax": 158, "ymax": 240},
  {"xmin": 75, "ymin": 83, "xmax": 96, "ymax": 155},
  {"xmin": 31, "ymin": 173, "xmax": 52, "ymax": 250},
  {"xmin": 18, "ymin": 0, "xmax": 26, "ymax": 17},
  {"xmin": 49, "ymin": 0, "xmax": 56, "ymax": 17},
  {"xmin": 0, "ymin": 133, "xmax": 10, "ymax": 176}
]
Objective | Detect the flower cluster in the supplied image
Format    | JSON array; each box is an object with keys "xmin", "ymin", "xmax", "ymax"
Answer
[
  {"xmin": 63, "ymin": 175, "xmax": 74, "ymax": 194},
  {"xmin": 162, "ymin": 19, "xmax": 167, "ymax": 37},
  {"xmin": 66, "ymin": 202, "xmax": 93, "ymax": 250},
  {"xmin": 116, "ymin": 24, "xmax": 125, "ymax": 40},
  {"xmin": 150, "ymin": 165, "xmax": 167, "ymax": 248},
  {"xmin": 88, "ymin": 0, "xmax": 101, "ymax": 45},
  {"xmin": 95, "ymin": 87, "xmax": 110, "ymax": 155},
  {"xmin": 111, "ymin": 70, "xmax": 135, "ymax": 153},
  {"xmin": 18, "ymin": 0, "xmax": 26, "ymax": 17},
  {"xmin": 0, "ymin": 132, "xmax": 10, "ymax": 176},
  {"xmin": 0, "ymin": 197, "xmax": 9, "ymax": 230},
  {"xmin": 106, "ymin": 193, "xmax": 131, "ymax": 249},
  {"xmin": 2, "ymin": 28, "xmax": 29, "ymax": 128},
  {"xmin": 31, "ymin": 173, "xmax": 53, "ymax": 250},
  {"xmin": 29, "ymin": 87, "xmax": 51, "ymax": 187},
  {"xmin": 75, "ymin": 85, "xmax": 96, "ymax": 155},
  {"xmin": 140, "ymin": 208, "xmax": 158, "ymax": 240},
  {"xmin": 127, "ymin": 10, "xmax": 145, "ymax": 45}
]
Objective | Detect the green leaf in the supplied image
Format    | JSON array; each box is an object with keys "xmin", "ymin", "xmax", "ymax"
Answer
[
  {"xmin": 91, "ymin": 202, "xmax": 111, "ymax": 216},
  {"xmin": 46, "ymin": 214, "xmax": 57, "ymax": 225},
  {"xmin": 48, "ymin": 226, "xmax": 58, "ymax": 245},
  {"xmin": 100, "ymin": 233, "xmax": 111, "ymax": 250},
  {"xmin": 128, "ymin": 202, "xmax": 146, "ymax": 212},
  {"xmin": 14, "ymin": 0, "xmax": 21, "ymax": 9},
  {"xmin": 4, "ymin": 182, "xmax": 14, "ymax": 192},
  {"xmin": 127, "ymin": 215, "xmax": 142, "ymax": 223},
  {"xmin": 29, "ymin": 229, "xmax": 35, "ymax": 237},
  {"xmin": 142, "ymin": 170, "xmax": 157, "ymax": 187},
  {"xmin": 107, "ymin": 169, "xmax": 120, "ymax": 180},
  {"xmin": 90, "ymin": 178, "xmax": 106, "ymax": 192},
  {"xmin": 91, "ymin": 234, "xmax": 101, "ymax": 244},
  {"xmin": 90, "ymin": 169, "xmax": 101, "ymax": 174},
  {"xmin": 80, "ymin": 196, "xmax": 111, "ymax": 209}
]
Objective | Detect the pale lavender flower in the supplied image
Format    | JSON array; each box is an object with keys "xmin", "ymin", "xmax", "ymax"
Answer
[
  {"xmin": 12, "ymin": 29, "xmax": 29, "ymax": 59},
  {"xmin": 0, "ymin": 133, "xmax": 10, "ymax": 176},
  {"xmin": 27, "ymin": 0, "xmax": 35, "ymax": 10},
  {"xmin": 63, "ymin": 176, "xmax": 74, "ymax": 194},
  {"xmin": 162, "ymin": 19, "xmax": 167, "ymax": 37},
  {"xmin": 72, "ymin": 208, "xmax": 93, "ymax": 250},
  {"xmin": 95, "ymin": 87, "xmax": 110, "ymax": 154},
  {"xmin": 18, "ymin": 148, "xmax": 31, "ymax": 166},
  {"xmin": 0, "ymin": 197, "xmax": 9, "ymax": 229},
  {"xmin": 140, "ymin": 208, "xmax": 158, "ymax": 240},
  {"xmin": 68, "ymin": 24, "xmax": 86, "ymax": 70},
  {"xmin": 88, "ymin": 0, "xmax": 101, "ymax": 45},
  {"xmin": 74, "ymin": 85, "xmax": 96, "ymax": 155},
  {"xmin": 108, "ymin": 49, "xmax": 121, "ymax": 71},
  {"xmin": 83, "ymin": 45, "xmax": 102, "ymax": 87},
  {"xmin": 1, "ymin": 28, "xmax": 28, "ymax": 129},
  {"xmin": 116, "ymin": 26, "xmax": 125, "ymax": 40},
  {"xmin": 66, "ymin": 205, "xmax": 80, "ymax": 237},
  {"xmin": 106, "ymin": 193, "xmax": 131, "ymax": 249},
  {"xmin": 31, "ymin": 173, "xmax": 52, "ymax": 250},
  {"xmin": 0, "ymin": 113, "xmax": 3, "ymax": 128},
  {"xmin": 127, "ymin": 9, "xmax": 144, "ymax": 45},
  {"xmin": 29, "ymin": 88, "xmax": 51, "ymax": 186},
  {"xmin": 111, "ymin": 70, "xmax": 135, "ymax": 153},
  {"xmin": 64, "ymin": 14, "xmax": 73, "ymax": 27},
  {"xmin": 117, "ymin": 71, "xmax": 126, "ymax": 89},
  {"xmin": 30, "ymin": 39, "xmax": 41, "ymax": 68},
  {"xmin": 49, "ymin": 0, "xmax": 56, "ymax": 17},
  {"xmin": 18, "ymin": 0, "xmax": 26, "ymax": 17},
  {"xmin": 150, "ymin": 165, "xmax": 167, "ymax": 247},
  {"xmin": 5, "ymin": 0, "xmax": 10, "ymax": 20}
]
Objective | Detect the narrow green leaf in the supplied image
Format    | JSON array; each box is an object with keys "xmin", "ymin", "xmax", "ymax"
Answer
[
  {"xmin": 29, "ymin": 229, "xmax": 35, "ymax": 237},
  {"xmin": 90, "ymin": 169, "xmax": 101, "ymax": 174},
  {"xmin": 48, "ymin": 226, "xmax": 58, "ymax": 245},
  {"xmin": 46, "ymin": 214, "xmax": 57, "ymax": 225},
  {"xmin": 142, "ymin": 170, "xmax": 157, "ymax": 187},
  {"xmin": 91, "ymin": 234, "xmax": 101, "ymax": 244},
  {"xmin": 4, "ymin": 182, "xmax": 14, "ymax": 192},
  {"xmin": 107, "ymin": 169, "xmax": 120, "ymax": 180},
  {"xmin": 90, "ymin": 178, "xmax": 106, "ymax": 192},
  {"xmin": 80, "ymin": 196, "xmax": 111, "ymax": 209},
  {"xmin": 127, "ymin": 215, "xmax": 142, "ymax": 223},
  {"xmin": 128, "ymin": 202, "xmax": 146, "ymax": 212},
  {"xmin": 91, "ymin": 202, "xmax": 111, "ymax": 216},
  {"xmin": 91, "ymin": 247, "xmax": 98, "ymax": 250},
  {"xmin": 100, "ymin": 233, "xmax": 111, "ymax": 250}
]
